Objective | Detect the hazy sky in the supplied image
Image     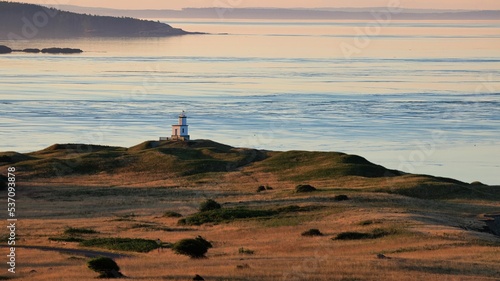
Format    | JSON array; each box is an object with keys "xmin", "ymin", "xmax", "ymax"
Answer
[{"xmin": 18, "ymin": 0, "xmax": 500, "ymax": 10}]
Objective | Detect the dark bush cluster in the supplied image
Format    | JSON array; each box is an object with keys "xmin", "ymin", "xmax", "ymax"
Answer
[
  {"xmin": 295, "ymin": 184, "xmax": 316, "ymax": 193},
  {"xmin": 172, "ymin": 236, "xmax": 212, "ymax": 258},
  {"xmin": 87, "ymin": 257, "xmax": 124, "ymax": 278},
  {"xmin": 199, "ymin": 199, "xmax": 221, "ymax": 212},
  {"xmin": 334, "ymin": 228, "xmax": 398, "ymax": 240},
  {"xmin": 334, "ymin": 195, "xmax": 349, "ymax": 201},
  {"xmin": 301, "ymin": 229, "xmax": 323, "ymax": 237}
]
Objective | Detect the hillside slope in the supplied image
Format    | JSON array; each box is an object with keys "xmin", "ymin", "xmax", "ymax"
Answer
[
  {"xmin": 1, "ymin": 139, "xmax": 497, "ymax": 201},
  {"xmin": 0, "ymin": 1, "xmax": 192, "ymax": 39}
]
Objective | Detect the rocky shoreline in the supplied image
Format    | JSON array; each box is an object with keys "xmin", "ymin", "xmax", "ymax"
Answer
[{"xmin": 0, "ymin": 45, "xmax": 83, "ymax": 54}]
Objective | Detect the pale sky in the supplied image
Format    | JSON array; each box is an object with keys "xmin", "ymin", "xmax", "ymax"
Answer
[{"xmin": 18, "ymin": 0, "xmax": 500, "ymax": 10}]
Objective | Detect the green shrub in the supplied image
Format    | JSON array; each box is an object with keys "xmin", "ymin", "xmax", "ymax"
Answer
[
  {"xmin": 199, "ymin": 199, "xmax": 221, "ymax": 212},
  {"xmin": 238, "ymin": 247, "xmax": 255, "ymax": 255},
  {"xmin": 64, "ymin": 227, "xmax": 99, "ymax": 235},
  {"xmin": 172, "ymin": 238, "xmax": 209, "ymax": 258},
  {"xmin": 80, "ymin": 238, "xmax": 159, "ymax": 253},
  {"xmin": 163, "ymin": 211, "xmax": 183, "ymax": 218},
  {"xmin": 301, "ymin": 229, "xmax": 323, "ymax": 236},
  {"xmin": 295, "ymin": 184, "xmax": 316, "ymax": 193},
  {"xmin": 49, "ymin": 236, "xmax": 85, "ymax": 243},
  {"xmin": 87, "ymin": 257, "xmax": 123, "ymax": 278},
  {"xmin": 179, "ymin": 208, "xmax": 277, "ymax": 226}
]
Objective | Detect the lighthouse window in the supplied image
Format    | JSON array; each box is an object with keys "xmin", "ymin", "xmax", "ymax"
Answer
[{"xmin": 182, "ymin": 129, "xmax": 185, "ymax": 133}]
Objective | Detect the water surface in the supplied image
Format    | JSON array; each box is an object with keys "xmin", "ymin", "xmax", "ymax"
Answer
[{"xmin": 1, "ymin": 20, "xmax": 499, "ymax": 184}]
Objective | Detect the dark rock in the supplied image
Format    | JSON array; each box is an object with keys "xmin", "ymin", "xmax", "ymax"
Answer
[
  {"xmin": 295, "ymin": 184, "xmax": 316, "ymax": 193},
  {"xmin": 41, "ymin": 47, "xmax": 83, "ymax": 54},
  {"xmin": 23, "ymin": 48, "xmax": 41, "ymax": 53},
  {"xmin": 257, "ymin": 185, "xmax": 266, "ymax": 192},
  {"xmin": 0, "ymin": 45, "xmax": 12, "ymax": 54},
  {"xmin": 193, "ymin": 274, "xmax": 205, "ymax": 281}
]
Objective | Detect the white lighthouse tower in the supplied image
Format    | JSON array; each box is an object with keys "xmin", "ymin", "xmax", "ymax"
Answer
[{"xmin": 171, "ymin": 111, "xmax": 190, "ymax": 141}]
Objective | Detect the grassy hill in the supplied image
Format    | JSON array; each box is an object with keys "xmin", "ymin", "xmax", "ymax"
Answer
[
  {"xmin": 0, "ymin": 1, "xmax": 192, "ymax": 39},
  {"xmin": 1, "ymin": 139, "xmax": 499, "ymax": 280},
  {"xmin": 1, "ymin": 139, "xmax": 497, "ymax": 200}
]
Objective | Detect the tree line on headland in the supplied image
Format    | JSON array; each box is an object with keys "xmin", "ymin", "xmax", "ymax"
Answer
[
  {"xmin": 0, "ymin": 1, "xmax": 195, "ymax": 40},
  {"xmin": 0, "ymin": 45, "xmax": 83, "ymax": 54}
]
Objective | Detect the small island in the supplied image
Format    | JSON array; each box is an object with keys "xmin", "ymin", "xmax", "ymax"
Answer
[{"xmin": 0, "ymin": 45, "xmax": 83, "ymax": 55}]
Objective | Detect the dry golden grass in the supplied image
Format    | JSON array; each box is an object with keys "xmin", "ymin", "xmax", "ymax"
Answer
[
  {"xmin": 1, "ymin": 141, "xmax": 499, "ymax": 280},
  {"xmin": 3, "ymin": 181, "xmax": 498, "ymax": 281}
]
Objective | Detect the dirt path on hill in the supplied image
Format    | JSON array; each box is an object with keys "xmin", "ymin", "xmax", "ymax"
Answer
[{"xmin": 1, "ymin": 245, "xmax": 130, "ymax": 259}]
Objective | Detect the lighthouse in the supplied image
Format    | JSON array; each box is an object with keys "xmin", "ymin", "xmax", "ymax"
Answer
[{"xmin": 171, "ymin": 111, "xmax": 190, "ymax": 141}]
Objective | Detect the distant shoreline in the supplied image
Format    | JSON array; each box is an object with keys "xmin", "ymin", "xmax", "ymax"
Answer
[{"xmin": 0, "ymin": 2, "xmax": 200, "ymax": 40}]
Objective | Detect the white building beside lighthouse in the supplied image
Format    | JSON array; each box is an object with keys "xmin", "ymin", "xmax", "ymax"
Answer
[{"xmin": 170, "ymin": 111, "xmax": 190, "ymax": 141}]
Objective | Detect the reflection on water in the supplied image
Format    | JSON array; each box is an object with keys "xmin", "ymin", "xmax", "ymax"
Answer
[{"xmin": 0, "ymin": 20, "xmax": 499, "ymax": 184}]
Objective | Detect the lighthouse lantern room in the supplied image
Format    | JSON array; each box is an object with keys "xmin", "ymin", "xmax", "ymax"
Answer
[{"xmin": 170, "ymin": 111, "xmax": 190, "ymax": 141}]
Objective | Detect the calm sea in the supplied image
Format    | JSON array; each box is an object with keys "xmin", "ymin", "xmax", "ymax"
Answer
[{"xmin": 1, "ymin": 20, "xmax": 499, "ymax": 184}]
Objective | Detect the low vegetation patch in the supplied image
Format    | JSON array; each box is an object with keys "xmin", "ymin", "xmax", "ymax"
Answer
[
  {"xmin": 49, "ymin": 227, "xmax": 99, "ymax": 243},
  {"xmin": 49, "ymin": 236, "xmax": 85, "ymax": 243},
  {"xmin": 295, "ymin": 184, "xmax": 317, "ymax": 193},
  {"xmin": 302, "ymin": 229, "xmax": 323, "ymax": 236},
  {"xmin": 179, "ymin": 204, "xmax": 321, "ymax": 226},
  {"xmin": 64, "ymin": 227, "xmax": 99, "ymax": 235},
  {"xmin": 80, "ymin": 238, "xmax": 160, "ymax": 253},
  {"xmin": 334, "ymin": 228, "xmax": 400, "ymax": 240},
  {"xmin": 179, "ymin": 208, "xmax": 276, "ymax": 226}
]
